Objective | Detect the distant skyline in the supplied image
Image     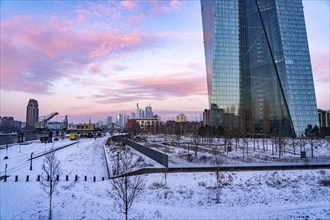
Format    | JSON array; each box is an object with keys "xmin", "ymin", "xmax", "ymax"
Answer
[{"xmin": 1, "ymin": 0, "xmax": 329, "ymax": 123}]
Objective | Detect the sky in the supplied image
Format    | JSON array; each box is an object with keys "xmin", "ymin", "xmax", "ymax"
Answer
[{"xmin": 0, "ymin": 0, "xmax": 329, "ymax": 123}]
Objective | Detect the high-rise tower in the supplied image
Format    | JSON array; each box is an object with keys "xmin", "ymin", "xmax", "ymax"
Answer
[
  {"xmin": 26, "ymin": 99, "xmax": 39, "ymax": 128},
  {"xmin": 201, "ymin": 0, "xmax": 319, "ymax": 137},
  {"xmin": 145, "ymin": 105, "xmax": 153, "ymax": 119}
]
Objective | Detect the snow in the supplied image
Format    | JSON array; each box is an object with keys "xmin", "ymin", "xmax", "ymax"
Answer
[{"xmin": 1, "ymin": 134, "xmax": 329, "ymax": 219}]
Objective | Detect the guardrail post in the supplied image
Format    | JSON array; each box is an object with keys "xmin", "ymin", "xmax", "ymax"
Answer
[
  {"xmin": 66, "ymin": 175, "xmax": 69, "ymax": 181},
  {"xmin": 37, "ymin": 175, "xmax": 40, "ymax": 181},
  {"xmin": 15, "ymin": 175, "xmax": 18, "ymax": 182},
  {"xmin": 93, "ymin": 176, "xmax": 96, "ymax": 182},
  {"xmin": 75, "ymin": 175, "xmax": 78, "ymax": 181},
  {"xmin": 26, "ymin": 175, "xmax": 29, "ymax": 182},
  {"xmin": 84, "ymin": 176, "xmax": 87, "ymax": 181}
]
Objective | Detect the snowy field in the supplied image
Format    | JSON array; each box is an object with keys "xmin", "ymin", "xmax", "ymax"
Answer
[{"xmin": 1, "ymin": 134, "xmax": 329, "ymax": 219}]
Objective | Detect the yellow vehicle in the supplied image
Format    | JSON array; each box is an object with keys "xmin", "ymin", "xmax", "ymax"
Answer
[{"xmin": 70, "ymin": 133, "xmax": 77, "ymax": 140}]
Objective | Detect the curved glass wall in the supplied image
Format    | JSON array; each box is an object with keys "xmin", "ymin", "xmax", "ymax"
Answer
[{"xmin": 201, "ymin": 0, "xmax": 319, "ymax": 137}]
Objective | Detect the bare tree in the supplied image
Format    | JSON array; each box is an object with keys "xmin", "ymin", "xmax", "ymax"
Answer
[
  {"xmin": 307, "ymin": 137, "xmax": 320, "ymax": 158},
  {"xmin": 213, "ymin": 151, "xmax": 225, "ymax": 203},
  {"xmin": 273, "ymin": 135, "xmax": 287, "ymax": 158},
  {"xmin": 40, "ymin": 152, "xmax": 61, "ymax": 220},
  {"xmin": 291, "ymin": 137, "xmax": 297, "ymax": 155},
  {"xmin": 108, "ymin": 147, "xmax": 145, "ymax": 220}
]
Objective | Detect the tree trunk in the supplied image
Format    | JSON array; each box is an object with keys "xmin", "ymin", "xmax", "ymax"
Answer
[
  {"xmin": 49, "ymin": 192, "xmax": 52, "ymax": 220},
  {"xmin": 125, "ymin": 177, "xmax": 128, "ymax": 220}
]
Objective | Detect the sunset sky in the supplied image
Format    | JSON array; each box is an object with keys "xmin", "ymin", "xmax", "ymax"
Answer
[{"xmin": 1, "ymin": 0, "xmax": 329, "ymax": 123}]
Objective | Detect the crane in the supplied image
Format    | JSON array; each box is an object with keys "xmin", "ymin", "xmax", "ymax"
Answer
[{"xmin": 35, "ymin": 112, "xmax": 59, "ymax": 129}]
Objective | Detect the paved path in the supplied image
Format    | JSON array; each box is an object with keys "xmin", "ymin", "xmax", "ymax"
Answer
[{"xmin": 27, "ymin": 141, "xmax": 79, "ymax": 161}]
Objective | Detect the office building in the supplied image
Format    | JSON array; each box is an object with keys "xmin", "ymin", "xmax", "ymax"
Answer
[
  {"xmin": 26, "ymin": 99, "xmax": 39, "ymax": 128},
  {"xmin": 176, "ymin": 113, "xmax": 187, "ymax": 122},
  {"xmin": 145, "ymin": 105, "xmax": 153, "ymax": 119},
  {"xmin": 318, "ymin": 109, "xmax": 330, "ymax": 128},
  {"xmin": 201, "ymin": 0, "xmax": 319, "ymax": 136}
]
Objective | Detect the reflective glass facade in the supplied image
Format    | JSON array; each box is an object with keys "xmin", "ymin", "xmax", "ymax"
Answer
[{"xmin": 201, "ymin": 0, "xmax": 319, "ymax": 137}]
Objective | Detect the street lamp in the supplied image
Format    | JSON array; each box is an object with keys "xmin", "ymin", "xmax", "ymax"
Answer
[
  {"xmin": 4, "ymin": 145, "xmax": 9, "ymax": 159},
  {"xmin": 30, "ymin": 152, "xmax": 34, "ymax": 171},
  {"xmin": 5, "ymin": 163, "xmax": 7, "ymax": 177}
]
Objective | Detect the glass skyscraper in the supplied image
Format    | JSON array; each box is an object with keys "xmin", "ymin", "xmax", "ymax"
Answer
[{"xmin": 201, "ymin": 0, "xmax": 319, "ymax": 137}]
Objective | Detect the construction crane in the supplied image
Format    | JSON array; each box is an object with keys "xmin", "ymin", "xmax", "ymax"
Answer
[{"xmin": 35, "ymin": 112, "xmax": 59, "ymax": 129}]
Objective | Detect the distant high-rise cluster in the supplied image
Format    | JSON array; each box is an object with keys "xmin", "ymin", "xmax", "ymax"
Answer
[
  {"xmin": 135, "ymin": 103, "xmax": 154, "ymax": 119},
  {"xmin": 109, "ymin": 103, "xmax": 158, "ymax": 128},
  {"xmin": 26, "ymin": 99, "xmax": 39, "ymax": 128},
  {"xmin": 201, "ymin": 0, "xmax": 319, "ymax": 137}
]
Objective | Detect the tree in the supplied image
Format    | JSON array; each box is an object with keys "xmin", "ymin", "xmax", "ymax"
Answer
[
  {"xmin": 40, "ymin": 152, "xmax": 61, "ymax": 220},
  {"xmin": 213, "ymin": 151, "xmax": 224, "ymax": 203},
  {"xmin": 108, "ymin": 147, "xmax": 145, "ymax": 220},
  {"xmin": 305, "ymin": 124, "xmax": 320, "ymax": 138},
  {"xmin": 193, "ymin": 131, "xmax": 200, "ymax": 157},
  {"xmin": 276, "ymin": 135, "xmax": 288, "ymax": 158},
  {"xmin": 127, "ymin": 120, "xmax": 141, "ymax": 136}
]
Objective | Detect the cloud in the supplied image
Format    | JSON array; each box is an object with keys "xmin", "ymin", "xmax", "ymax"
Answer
[
  {"xmin": 161, "ymin": 61, "xmax": 204, "ymax": 70},
  {"xmin": 118, "ymin": 73, "xmax": 207, "ymax": 97},
  {"xmin": 149, "ymin": 0, "xmax": 183, "ymax": 15},
  {"xmin": 310, "ymin": 49, "xmax": 330, "ymax": 83},
  {"xmin": 120, "ymin": 1, "xmax": 138, "ymax": 10},
  {"xmin": 80, "ymin": 72, "xmax": 207, "ymax": 104},
  {"xmin": 310, "ymin": 49, "xmax": 329, "ymax": 109},
  {"xmin": 0, "ymin": 14, "xmax": 164, "ymax": 94}
]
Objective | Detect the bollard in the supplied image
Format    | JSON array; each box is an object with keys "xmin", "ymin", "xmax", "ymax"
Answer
[
  {"xmin": 75, "ymin": 175, "xmax": 78, "ymax": 181},
  {"xmin": 37, "ymin": 175, "xmax": 40, "ymax": 181},
  {"xmin": 66, "ymin": 175, "xmax": 69, "ymax": 181},
  {"xmin": 84, "ymin": 176, "xmax": 87, "ymax": 181},
  {"xmin": 26, "ymin": 175, "xmax": 29, "ymax": 182},
  {"xmin": 56, "ymin": 175, "xmax": 59, "ymax": 181},
  {"xmin": 102, "ymin": 177, "xmax": 104, "ymax": 181},
  {"xmin": 93, "ymin": 176, "xmax": 96, "ymax": 182},
  {"xmin": 15, "ymin": 175, "xmax": 18, "ymax": 182}
]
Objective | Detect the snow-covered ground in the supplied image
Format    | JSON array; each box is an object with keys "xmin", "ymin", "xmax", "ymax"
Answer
[{"xmin": 1, "ymin": 134, "xmax": 329, "ymax": 219}]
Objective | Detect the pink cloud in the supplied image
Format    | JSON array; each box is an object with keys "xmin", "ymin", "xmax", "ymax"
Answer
[
  {"xmin": 162, "ymin": 61, "xmax": 204, "ymax": 70},
  {"xmin": 149, "ymin": 0, "xmax": 183, "ymax": 15},
  {"xmin": 120, "ymin": 73, "xmax": 207, "ymax": 97},
  {"xmin": 121, "ymin": 1, "xmax": 138, "ymax": 10},
  {"xmin": 72, "ymin": 72, "xmax": 207, "ymax": 105},
  {"xmin": 1, "ymin": 14, "xmax": 163, "ymax": 93},
  {"xmin": 100, "ymin": 73, "xmax": 206, "ymax": 102},
  {"xmin": 310, "ymin": 49, "xmax": 330, "ymax": 109},
  {"xmin": 310, "ymin": 49, "xmax": 330, "ymax": 81}
]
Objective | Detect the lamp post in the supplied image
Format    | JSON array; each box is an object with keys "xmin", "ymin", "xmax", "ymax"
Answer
[
  {"xmin": 30, "ymin": 152, "xmax": 34, "ymax": 171},
  {"xmin": 4, "ymin": 145, "xmax": 9, "ymax": 159}
]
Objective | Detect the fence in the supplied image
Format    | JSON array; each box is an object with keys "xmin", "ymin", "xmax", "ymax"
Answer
[
  {"xmin": 1, "ymin": 175, "xmax": 107, "ymax": 183},
  {"xmin": 103, "ymin": 144, "xmax": 111, "ymax": 179},
  {"xmin": 120, "ymin": 138, "xmax": 168, "ymax": 167}
]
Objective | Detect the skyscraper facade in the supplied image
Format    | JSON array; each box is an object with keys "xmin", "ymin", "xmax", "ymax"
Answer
[
  {"xmin": 201, "ymin": 0, "xmax": 319, "ymax": 137},
  {"xmin": 145, "ymin": 105, "xmax": 153, "ymax": 119},
  {"xmin": 26, "ymin": 99, "xmax": 39, "ymax": 127}
]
